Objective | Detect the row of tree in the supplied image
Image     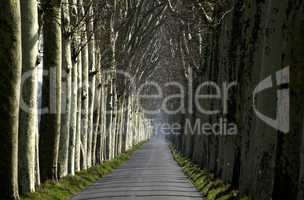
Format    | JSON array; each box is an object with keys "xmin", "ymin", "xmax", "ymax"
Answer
[
  {"xmin": 0, "ymin": 0, "xmax": 168, "ymax": 199},
  {"xmin": 165, "ymin": 0, "xmax": 304, "ymax": 200}
]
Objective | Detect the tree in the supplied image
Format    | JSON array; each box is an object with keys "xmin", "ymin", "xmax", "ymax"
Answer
[
  {"xmin": 39, "ymin": 0, "xmax": 62, "ymax": 182},
  {"xmin": 75, "ymin": 45, "xmax": 82, "ymax": 172},
  {"xmin": 68, "ymin": 0, "xmax": 79, "ymax": 176},
  {"xmin": 87, "ymin": 0, "xmax": 96, "ymax": 168},
  {"xmin": 78, "ymin": 0, "xmax": 89, "ymax": 170},
  {"xmin": 58, "ymin": 0, "xmax": 72, "ymax": 178},
  {"xmin": 0, "ymin": 0, "xmax": 22, "ymax": 199},
  {"xmin": 19, "ymin": 0, "xmax": 39, "ymax": 193}
]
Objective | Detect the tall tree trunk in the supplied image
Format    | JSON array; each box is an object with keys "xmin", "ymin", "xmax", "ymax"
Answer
[
  {"xmin": 69, "ymin": 58, "xmax": 78, "ymax": 175},
  {"xmin": 39, "ymin": 0, "xmax": 62, "ymax": 182},
  {"xmin": 109, "ymin": 0, "xmax": 118, "ymax": 159},
  {"xmin": 78, "ymin": 0, "xmax": 89, "ymax": 170},
  {"xmin": 0, "ymin": 1, "xmax": 22, "ymax": 199},
  {"xmin": 68, "ymin": 0, "xmax": 78, "ymax": 176},
  {"xmin": 117, "ymin": 98, "xmax": 125, "ymax": 155},
  {"xmin": 58, "ymin": 0, "xmax": 72, "ymax": 178},
  {"xmin": 122, "ymin": 92, "xmax": 129, "ymax": 152},
  {"xmin": 87, "ymin": 0, "xmax": 96, "ymax": 168},
  {"xmin": 99, "ymin": 77, "xmax": 107, "ymax": 162},
  {"xmin": 75, "ymin": 54, "xmax": 82, "ymax": 172},
  {"xmin": 35, "ymin": 122, "xmax": 40, "ymax": 187},
  {"xmin": 125, "ymin": 95, "xmax": 133, "ymax": 151},
  {"xmin": 35, "ymin": 33, "xmax": 43, "ymax": 188},
  {"xmin": 92, "ymin": 71, "xmax": 101, "ymax": 166},
  {"xmin": 112, "ymin": 90, "xmax": 118, "ymax": 157},
  {"xmin": 19, "ymin": 0, "xmax": 39, "ymax": 193},
  {"xmin": 106, "ymin": 76, "xmax": 113, "ymax": 160}
]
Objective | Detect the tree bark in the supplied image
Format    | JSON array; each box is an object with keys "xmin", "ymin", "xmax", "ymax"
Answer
[
  {"xmin": 39, "ymin": 0, "xmax": 62, "ymax": 182},
  {"xmin": 19, "ymin": 0, "xmax": 39, "ymax": 193},
  {"xmin": 109, "ymin": 2, "xmax": 118, "ymax": 159},
  {"xmin": 78, "ymin": 0, "xmax": 89, "ymax": 170},
  {"xmin": 92, "ymin": 70, "xmax": 101, "ymax": 166},
  {"xmin": 87, "ymin": 0, "xmax": 96, "ymax": 168},
  {"xmin": 58, "ymin": 0, "xmax": 72, "ymax": 178},
  {"xmin": 69, "ymin": 57, "xmax": 78, "ymax": 175},
  {"xmin": 68, "ymin": 0, "xmax": 78, "ymax": 176},
  {"xmin": 99, "ymin": 77, "xmax": 107, "ymax": 162},
  {"xmin": 75, "ymin": 54, "xmax": 82, "ymax": 172},
  {"xmin": 0, "ymin": 1, "xmax": 22, "ymax": 199}
]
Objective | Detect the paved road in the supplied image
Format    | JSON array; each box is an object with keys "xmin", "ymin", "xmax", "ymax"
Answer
[{"xmin": 71, "ymin": 137, "xmax": 202, "ymax": 200}]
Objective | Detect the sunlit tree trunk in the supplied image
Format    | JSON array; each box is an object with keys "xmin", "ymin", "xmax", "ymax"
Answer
[
  {"xmin": 69, "ymin": 58, "xmax": 78, "ymax": 175},
  {"xmin": 68, "ymin": 0, "xmax": 78, "ymax": 176},
  {"xmin": 99, "ymin": 77, "xmax": 107, "ymax": 162},
  {"xmin": 87, "ymin": 0, "xmax": 96, "ymax": 168},
  {"xmin": 117, "ymin": 98, "xmax": 125, "ymax": 154},
  {"xmin": 58, "ymin": 0, "xmax": 72, "ymax": 178},
  {"xmin": 125, "ymin": 96, "xmax": 131, "ymax": 151},
  {"xmin": 106, "ymin": 76, "xmax": 113, "ymax": 160},
  {"xmin": 75, "ymin": 54, "xmax": 82, "ymax": 172},
  {"xmin": 0, "ymin": 1, "xmax": 22, "ymax": 199},
  {"xmin": 108, "ymin": 0, "xmax": 118, "ymax": 159},
  {"xmin": 78, "ymin": 0, "xmax": 89, "ymax": 170},
  {"xmin": 39, "ymin": 0, "xmax": 62, "ymax": 182},
  {"xmin": 18, "ymin": 0, "xmax": 39, "ymax": 193},
  {"xmin": 112, "ymin": 88, "xmax": 118, "ymax": 157},
  {"xmin": 125, "ymin": 95, "xmax": 133, "ymax": 151},
  {"xmin": 35, "ymin": 34, "xmax": 42, "ymax": 184}
]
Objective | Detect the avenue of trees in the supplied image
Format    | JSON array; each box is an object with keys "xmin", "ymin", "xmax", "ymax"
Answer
[
  {"xmin": 1, "ymin": 0, "xmax": 303, "ymax": 200},
  {"xmin": 0, "ymin": 0, "xmax": 165, "ymax": 199}
]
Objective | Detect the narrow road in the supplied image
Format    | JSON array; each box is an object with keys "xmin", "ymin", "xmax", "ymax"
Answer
[{"xmin": 71, "ymin": 137, "xmax": 202, "ymax": 200}]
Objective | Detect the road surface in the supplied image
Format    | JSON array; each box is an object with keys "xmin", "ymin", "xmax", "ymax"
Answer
[{"xmin": 71, "ymin": 137, "xmax": 202, "ymax": 200}]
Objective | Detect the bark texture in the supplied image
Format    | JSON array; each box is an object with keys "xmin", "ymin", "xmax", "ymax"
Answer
[
  {"xmin": 19, "ymin": 0, "xmax": 39, "ymax": 193},
  {"xmin": 58, "ymin": 0, "xmax": 72, "ymax": 178},
  {"xmin": 168, "ymin": 1, "xmax": 304, "ymax": 200},
  {"xmin": 0, "ymin": 0, "xmax": 22, "ymax": 199},
  {"xmin": 39, "ymin": 0, "xmax": 62, "ymax": 182}
]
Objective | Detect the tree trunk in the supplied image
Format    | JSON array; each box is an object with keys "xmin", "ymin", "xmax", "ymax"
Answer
[
  {"xmin": 112, "ymin": 89, "xmax": 118, "ymax": 157},
  {"xmin": 35, "ymin": 33, "xmax": 43, "ymax": 188},
  {"xmin": 69, "ymin": 58, "xmax": 78, "ymax": 175},
  {"xmin": 78, "ymin": 0, "xmax": 89, "ymax": 170},
  {"xmin": 87, "ymin": 1, "xmax": 96, "ymax": 168},
  {"xmin": 99, "ymin": 77, "xmax": 107, "ymax": 162},
  {"xmin": 110, "ymin": 20, "xmax": 117, "ymax": 160},
  {"xmin": 75, "ymin": 54, "xmax": 82, "ymax": 172},
  {"xmin": 39, "ymin": 0, "xmax": 62, "ymax": 182},
  {"xmin": 58, "ymin": 0, "xmax": 72, "ymax": 178},
  {"xmin": 19, "ymin": 0, "xmax": 39, "ymax": 193},
  {"xmin": 117, "ymin": 98, "xmax": 125, "ymax": 155},
  {"xmin": 68, "ymin": 0, "xmax": 78, "ymax": 176},
  {"xmin": 0, "ymin": 1, "xmax": 22, "ymax": 199},
  {"xmin": 106, "ymin": 76, "xmax": 114, "ymax": 160},
  {"xmin": 35, "ymin": 123, "xmax": 40, "ymax": 187},
  {"xmin": 92, "ymin": 71, "xmax": 101, "ymax": 166}
]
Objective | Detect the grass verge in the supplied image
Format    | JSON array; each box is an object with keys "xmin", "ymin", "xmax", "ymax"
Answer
[
  {"xmin": 170, "ymin": 145, "xmax": 250, "ymax": 200},
  {"xmin": 21, "ymin": 142, "xmax": 147, "ymax": 200}
]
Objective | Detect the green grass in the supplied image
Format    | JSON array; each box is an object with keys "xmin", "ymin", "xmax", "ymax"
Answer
[
  {"xmin": 169, "ymin": 145, "xmax": 250, "ymax": 200},
  {"xmin": 21, "ymin": 142, "xmax": 146, "ymax": 200}
]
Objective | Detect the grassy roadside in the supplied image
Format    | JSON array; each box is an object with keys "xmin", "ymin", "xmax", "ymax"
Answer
[
  {"xmin": 21, "ymin": 142, "xmax": 147, "ymax": 200},
  {"xmin": 170, "ymin": 145, "xmax": 250, "ymax": 200}
]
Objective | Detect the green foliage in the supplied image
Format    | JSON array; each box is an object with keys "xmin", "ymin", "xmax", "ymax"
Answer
[
  {"xmin": 21, "ymin": 142, "xmax": 146, "ymax": 200},
  {"xmin": 170, "ymin": 145, "xmax": 249, "ymax": 200}
]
